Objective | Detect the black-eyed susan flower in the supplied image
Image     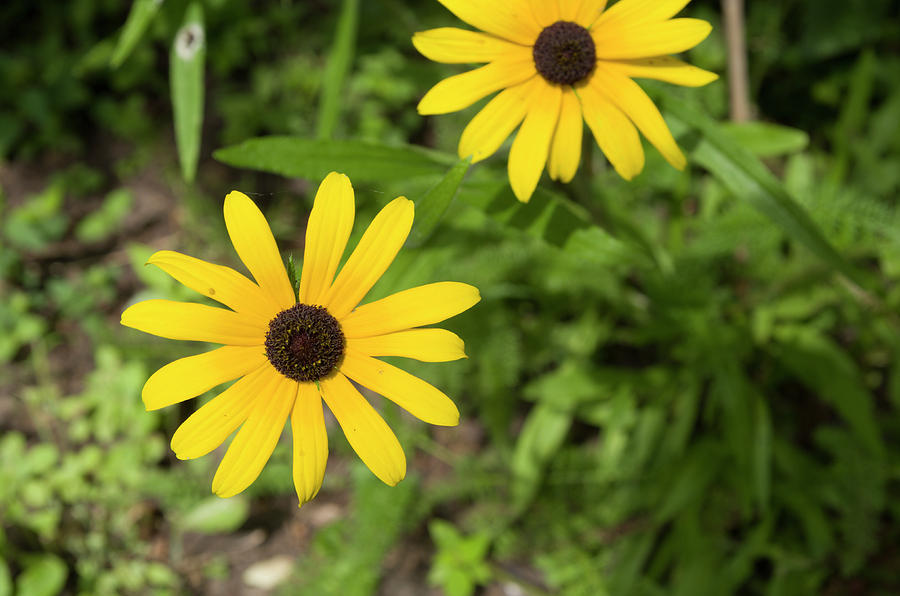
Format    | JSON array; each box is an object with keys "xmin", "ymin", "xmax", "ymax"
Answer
[
  {"xmin": 414, "ymin": 0, "xmax": 718, "ymax": 202},
  {"xmin": 121, "ymin": 173, "xmax": 479, "ymax": 505}
]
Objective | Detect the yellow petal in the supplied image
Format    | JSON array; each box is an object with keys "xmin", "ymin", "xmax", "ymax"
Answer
[
  {"xmin": 321, "ymin": 197, "xmax": 414, "ymax": 319},
  {"xmin": 412, "ymin": 27, "xmax": 523, "ymax": 64},
  {"xmin": 341, "ymin": 282, "xmax": 480, "ymax": 338},
  {"xmin": 170, "ymin": 364, "xmax": 277, "ymax": 459},
  {"xmin": 121, "ymin": 299, "xmax": 266, "ymax": 345},
  {"xmin": 291, "ymin": 383, "xmax": 329, "ymax": 506},
  {"xmin": 508, "ymin": 80, "xmax": 563, "ymax": 202},
  {"xmin": 223, "ymin": 190, "xmax": 296, "ymax": 310},
  {"xmin": 592, "ymin": 18, "xmax": 713, "ymax": 60},
  {"xmin": 605, "ymin": 56, "xmax": 718, "ymax": 87},
  {"xmin": 435, "ymin": 0, "xmax": 541, "ymax": 45},
  {"xmin": 417, "ymin": 47, "xmax": 536, "ymax": 115},
  {"xmin": 143, "ymin": 345, "xmax": 267, "ymax": 411},
  {"xmin": 340, "ymin": 349, "xmax": 460, "ymax": 426},
  {"xmin": 348, "ymin": 329, "xmax": 466, "ymax": 363},
  {"xmin": 320, "ymin": 373, "xmax": 406, "ymax": 486},
  {"xmin": 211, "ymin": 372, "xmax": 297, "ymax": 498},
  {"xmin": 147, "ymin": 250, "xmax": 279, "ymax": 324},
  {"xmin": 527, "ymin": 0, "xmax": 559, "ymax": 27},
  {"xmin": 458, "ymin": 75, "xmax": 537, "ymax": 163},
  {"xmin": 298, "ymin": 172, "xmax": 355, "ymax": 306},
  {"xmin": 593, "ymin": 65, "xmax": 686, "ymax": 169},
  {"xmin": 547, "ymin": 89, "xmax": 584, "ymax": 182},
  {"xmin": 565, "ymin": 0, "xmax": 609, "ymax": 27},
  {"xmin": 578, "ymin": 80, "xmax": 645, "ymax": 179},
  {"xmin": 595, "ymin": 0, "xmax": 691, "ymax": 29}
]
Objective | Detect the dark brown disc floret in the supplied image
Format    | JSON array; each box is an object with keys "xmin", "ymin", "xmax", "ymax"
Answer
[
  {"xmin": 265, "ymin": 303, "xmax": 344, "ymax": 382},
  {"xmin": 532, "ymin": 21, "xmax": 597, "ymax": 85}
]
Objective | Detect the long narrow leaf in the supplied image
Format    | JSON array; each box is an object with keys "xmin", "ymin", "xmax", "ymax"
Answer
[
  {"xmin": 662, "ymin": 93, "xmax": 865, "ymax": 286},
  {"xmin": 110, "ymin": 0, "xmax": 162, "ymax": 68},
  {"xmin": 317, "ymin": 0, "xmax": 359, "ymax": 140},
  {"xmin": 408, "ymin": 157, "xmax": 471, "ymax": 247},
  {"xmin": 214, "ymin": 137, "xmax": 456, "ymax": 182},
  {"xmin": 170, "ymin": 3, "xmax": 206, "ymax": 184}
]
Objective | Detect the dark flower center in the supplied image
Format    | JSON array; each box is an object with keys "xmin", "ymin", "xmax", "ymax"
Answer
[
  {"xmin": 532, "ymin": 21, "xmax": 596, "ymax": 85},
  {"xmin": 265, "ymin": 304, "xmax": 344, "ymax": 382}
]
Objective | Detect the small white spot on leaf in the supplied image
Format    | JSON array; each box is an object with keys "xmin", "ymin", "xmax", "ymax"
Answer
[{"xmin": 174, "ymin": 23, "xmax": 204, "ymax": 61}]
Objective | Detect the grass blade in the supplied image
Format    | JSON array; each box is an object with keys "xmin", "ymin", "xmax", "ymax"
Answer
[
  {"xmin": 663, "ymin": 92, "xmax": 865, "ymax": 286},
  {"xmin": 317, "ymin": 0, "xmax": 359, "ymax": 140},
  {"xmin": 110, "ymin": 0, "xmax": 162, "ymax": 68}
]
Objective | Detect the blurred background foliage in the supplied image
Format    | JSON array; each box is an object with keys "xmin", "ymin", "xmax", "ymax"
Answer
[{"xmin": 2, "ymin": 0, "xmax": 900, "ymax": 594}]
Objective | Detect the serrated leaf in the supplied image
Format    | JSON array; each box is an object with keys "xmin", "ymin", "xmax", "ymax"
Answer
[
  {"xmin": 110, "ymin": 0, "xmax": 162, "ymax": 68},
  {"xmin": 214, "ymin": 137, "xmax": 456, "ymax": 182},
  {"xmin": 170, "ymin": 3, "xmax": 206, "ymax": 183},
  {"xmin": 662, "ymin": 93, "xmax": 865, "ymax": 286},
  {"xmin": 408, "ymin": 157, "xmax": 471, "ymax": 247},
  {"xmin": 317, "ymin": 0, "xmax": 359, "ymax": 140}
]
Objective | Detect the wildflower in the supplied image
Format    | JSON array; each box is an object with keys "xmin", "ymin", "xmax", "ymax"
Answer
[
  {"xmin": 121, "ymin": 173, "xmax": 479, "ymax": 505},
  {"xmin": 414, "ymin": 0, "xmax": 718, "ymax": 201}
]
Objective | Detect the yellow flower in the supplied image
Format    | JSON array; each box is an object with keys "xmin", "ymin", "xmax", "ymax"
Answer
[
  {"xmin": 121, "ymin": 173, "xmax": 480, "ymax": 505},
  {"xmin": 414, "ymin": 0, "xmax": 718, "ymax": 202}
]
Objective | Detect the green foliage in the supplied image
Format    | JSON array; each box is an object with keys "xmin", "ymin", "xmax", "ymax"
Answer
[
  {"xmin": 428, "ymin": 520, "xmax": 492, "ymax": 596},
  {"xmin": 3, "ymin": 0, "xmax": 900, "ymax": 595}
]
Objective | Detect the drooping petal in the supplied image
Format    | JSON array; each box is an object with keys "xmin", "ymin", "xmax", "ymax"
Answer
[
  {"xmin": 341, "ymin": 282, "xmax": 480, "ymax": 338},
  {"xmin": 578, "ymin": 81, "xmax": 645, "ymax": 179},
  {"xmin": 298, "ymin": 172, "xmax": 355, "ymax": 306},
  {"xmin": 321, "ymin": 197, "xmax": 414, "ymax": 319},
  {"xmin": 508, "ymin": 79, "xmax": 563, "ymax": 202},
  {"xmin": 348, "ymin": 329, "xmax": 467, "ymax": 363},
  {"xmin": 170, "ymin": 364, "xmax": 278, "ymax": 459},
  {"xmin": 147, "ymin": 250, "xmax": 279, "ymax": 323},
  {"xmin": 211, "ymin": 372, "xmax": 297, "ymax": 497},
  {"xmin": 605, "ymin": 56, "xmax": 718, "ymax": 87},
  {"xmin": 435, "ymin": 0, "xmax": 541, "ymax": 45},
  {"xmin": 458, "ymin": 75, "xmax": 538, "ymax": 163},
  {"xmin": 412, "ymin": 27, "xmax": 523, "ymax": 64},
  {"xmin": 340, "ymin": 349, "xmax": 460, "ymax": 426},
  {"xmin": 595, "ymin": 0, "xmax": 691, "ymax": 29},
  {"xmin": 121, "ymin": 299, "xmax": 266, "ymax": 345},
  {"xmin": 593, "ymin": 65, "xmax": 686, "ymax": 169},
  {"xmin": 142, "ymin": 345, "xmax": 267, "ymax": 411},
  {"xmin": 417, "ymin": 47, "xmax": 536, "ymax": 115},
  {"xmin": 223, "ymin": 191, "xmax": 296, "ymax": 310},
  {"xmin": 566, "ymin": 0, "xmax": 609, "ymax": 27},
  {"xmin": 547, "ymin": 89, "xmax": 584, "ymax": 182},
  {"xmin": 592, "ymin": 18, "xmax": 713, "ymax": 60},
  {"xmin": 319, "ymin": 373, "xmax": 406, "ymax": 486},
  {"xmin": 527, "ymin": 0, "xmax": 559, "ymax": 27},
  {"xmin": 291, "ymin": 383, "xmax": 328, "ymax": 506}
]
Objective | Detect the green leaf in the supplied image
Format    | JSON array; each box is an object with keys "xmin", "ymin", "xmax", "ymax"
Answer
[
  {"xmin": 774, "ymin": 329, "xmax": 884, "ymax": 457},
  {"xmin": 170, "ymin": 3, "xmax": 206, "ymax": 183},
  {"xmin": 15, "ymin": 555, "xmax": 67, "ymax": 596},
  {"xmin": 408, "ymin": 157, "xmax": 471, "ymax": 247},
  {"xmin": 75, "ymin": 188, "xmax": 134, "ymax": 242},
  {"xmin": 214, "ymin": 137, "xmax": 456, "ymax": 182},
  {"xmin": 720, "ymin": 121, "xmax": 809, "ymax": 157},
  {"xmin": 511, "ymin": 402, "xmax": 572, "ymax": 510},
  {"xmin": 459, "ymin": 178, "xmax": 592, "ymax": 247},
  {"xmin": 428, "ymin": 520, "xmax": 492, "ymax": 596},
  {"xmin": 753, "ymin": 396, "xmax": 772, "ymax": 511},
  {"xmin": 662, "ymin": 93, "xmax": 865, "ymax": 286},
  {"xmin": 0, "ymin": 558, "xmax": 11, "ymax": 596},
  {"xmin": 317, "ymin": 0, "xmax": 359, "ymax": 140},
  {"xmin": 110, "ymin": 0, "xmax": 162, "ymax": 68},
  {"xmin": 178, "ymin": 496, "xmax": 250, "ymax": 534}
]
